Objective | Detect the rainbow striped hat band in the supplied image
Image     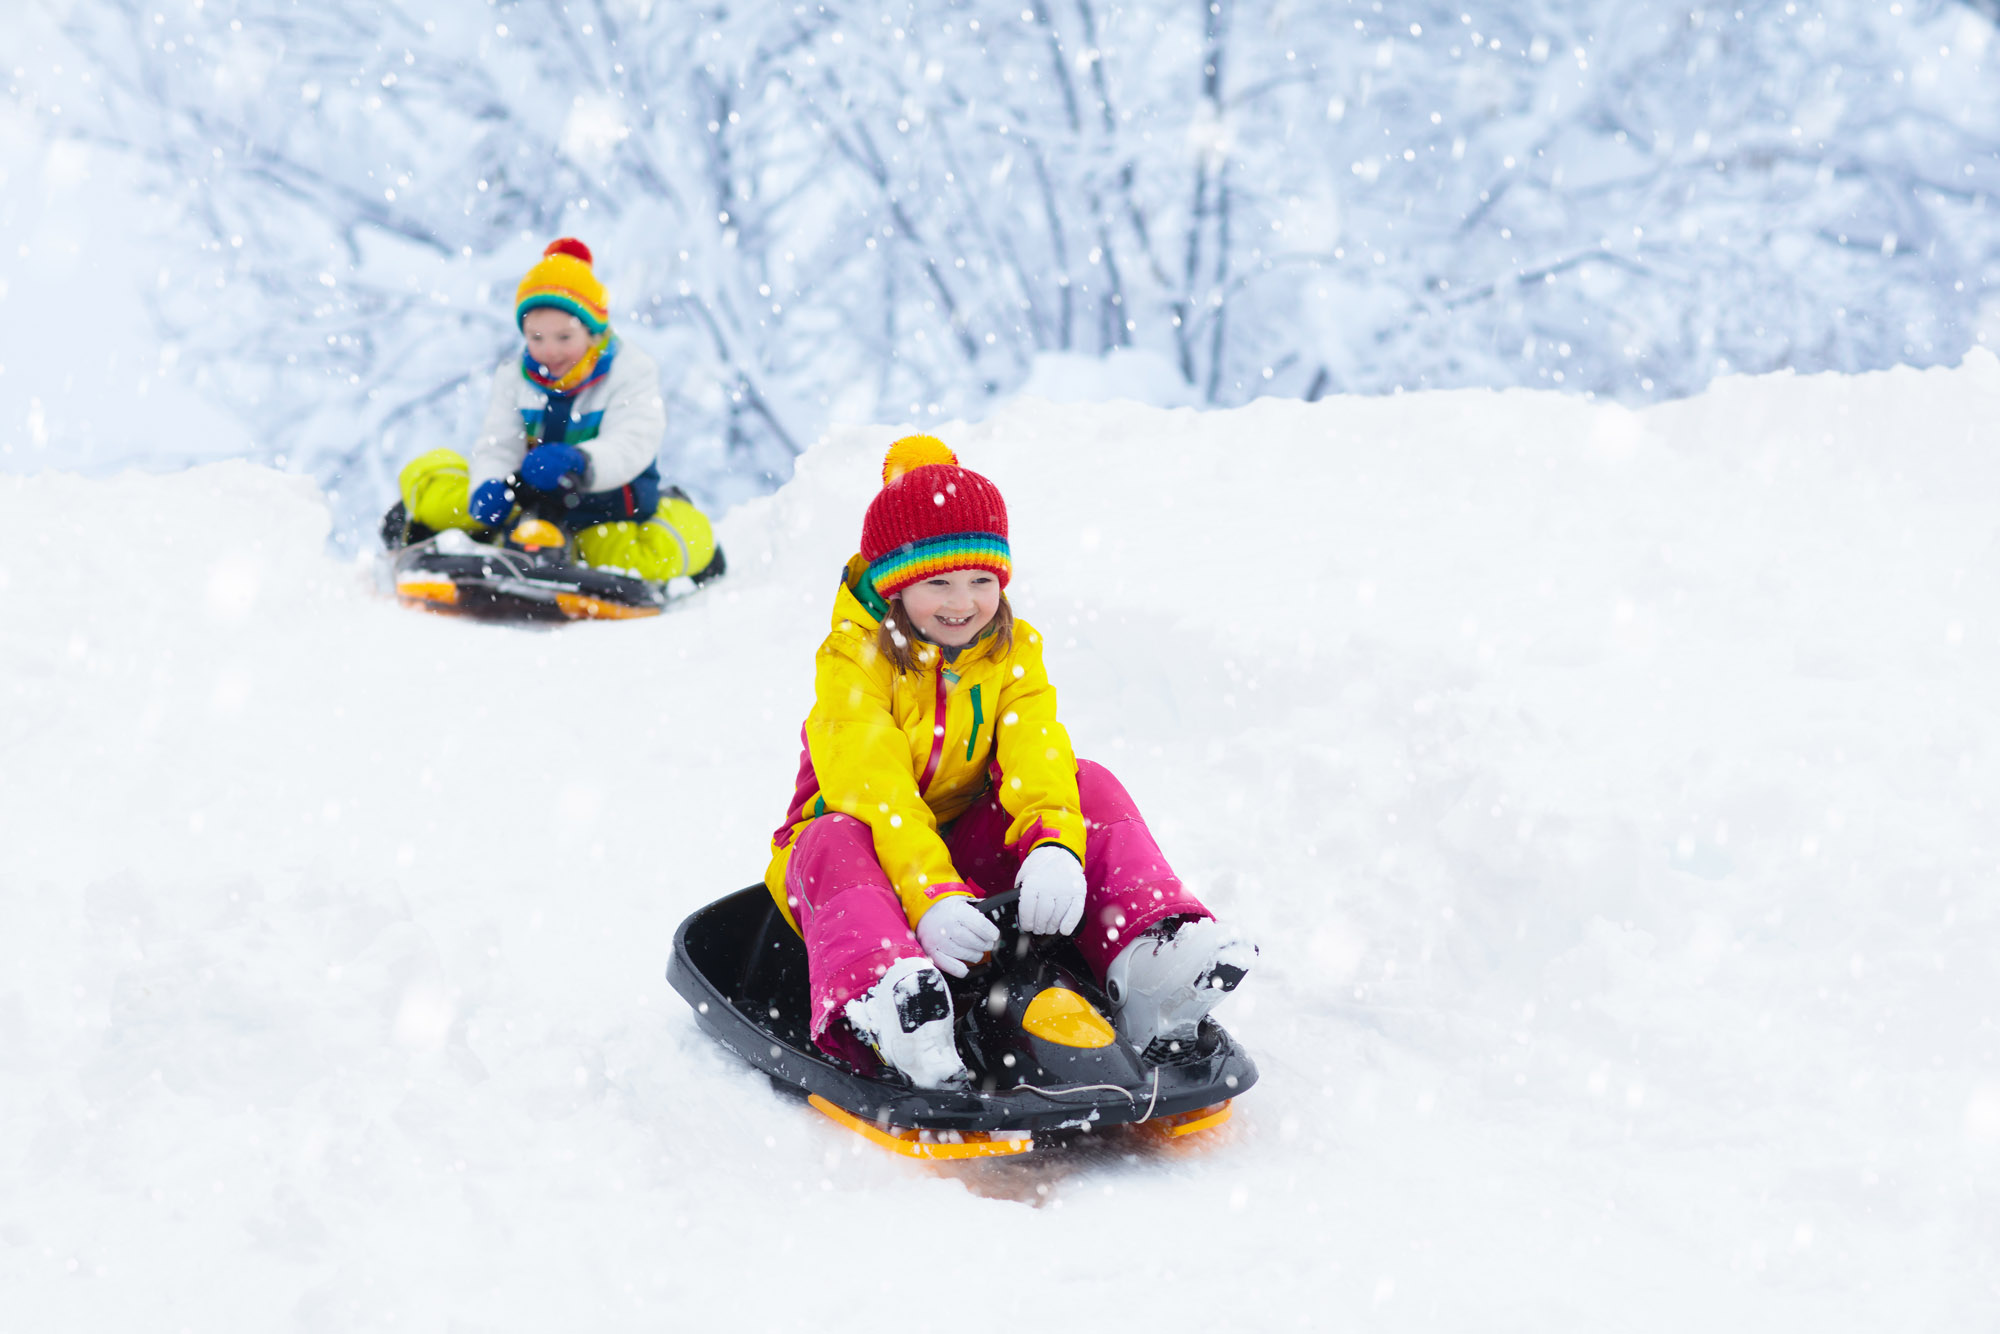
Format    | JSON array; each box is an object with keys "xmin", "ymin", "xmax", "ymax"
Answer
[
  {"xmin": 860, "ymin": 436, "xmax": 1012, "ymax": 600},
  {"xmin": 868, "ymin": 533, "xmax": 1012, "ymax": 600}
]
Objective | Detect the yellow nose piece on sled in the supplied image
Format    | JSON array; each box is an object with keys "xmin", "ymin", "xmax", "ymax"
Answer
[
  {"xmin": 1021, "ymin": 987, "xmax": 1117, "ymax": 1048},
  {"xmin": 510, "ymin": 517, "xmax": 565, "ymax": 550}
]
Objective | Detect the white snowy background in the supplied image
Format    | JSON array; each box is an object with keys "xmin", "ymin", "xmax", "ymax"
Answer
[
  {"xmin": 13, "ymin": 0, "xmax": 2000, "ymax": 534},
  {"xmin": 6, "ymin": 1, "xmax": 2000, "ymax": 1329}
]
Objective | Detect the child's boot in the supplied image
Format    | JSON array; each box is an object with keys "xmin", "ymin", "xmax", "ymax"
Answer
[
  {"xmin": 843, "ymin": 956, "xmax": 971, "ymax": 1089},
  {"xmin": 572, "ymin": 490, "xmax": 724, "ymax": 584},
  {"xmin": 1104, "ymin": 917, "xmax": 1256, "ymax": 1060},
  {"xmin": 396, "ymin": 448, "xmax": 477, "ymax": 535}
]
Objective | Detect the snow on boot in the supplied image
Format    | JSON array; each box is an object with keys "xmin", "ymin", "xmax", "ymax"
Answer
[
  {"xmin": 1104, "ymin": 917, "xmax": 1256, "ymax": 1061},
  {"xmin": 843, "ymin": 956, "xmax": 971, "ymax": 1090}
]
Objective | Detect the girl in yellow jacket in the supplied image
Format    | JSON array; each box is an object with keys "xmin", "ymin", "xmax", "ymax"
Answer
[{"xmin": 765, "ymin": 436, "xmax": 1254, "ymax": 1087}]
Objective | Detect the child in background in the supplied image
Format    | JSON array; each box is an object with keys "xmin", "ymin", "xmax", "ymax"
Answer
[
  {"xmin": 392, "ymin": 238, "xmax": 721, "ymax": 583},
  {"xmin": 764, "ymin": 435, "xmax": 1254, "ymax": 1087}
]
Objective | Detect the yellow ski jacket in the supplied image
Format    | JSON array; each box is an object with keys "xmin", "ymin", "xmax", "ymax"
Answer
[{"xmin": 765, "ymin": 556, "xmax": 1084, "ymax": 929}]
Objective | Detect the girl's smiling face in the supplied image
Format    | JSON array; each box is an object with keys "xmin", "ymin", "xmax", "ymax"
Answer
[
  {"xmin": 522, "ymin": 307, "xmax": 593, "ymax": 378},
  {"xmin": 896, "ymin": 568, "xmax": 1001, "ymax": 647}
]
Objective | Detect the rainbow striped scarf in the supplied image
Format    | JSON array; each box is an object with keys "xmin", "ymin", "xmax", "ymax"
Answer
[{"xmin": 522, "ymin": 331, "xmax": 617, "ymax": 396}]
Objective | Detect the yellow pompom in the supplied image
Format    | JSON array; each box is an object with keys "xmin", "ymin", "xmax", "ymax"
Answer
[{"xmin": 882, "ymin": 434, "xmax": 958, "ymax": 484}]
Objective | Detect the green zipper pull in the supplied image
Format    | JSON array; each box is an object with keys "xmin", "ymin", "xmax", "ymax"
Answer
[{"xmin": 965, "ymin": 684, "xmax": 984, "ymax": 761}]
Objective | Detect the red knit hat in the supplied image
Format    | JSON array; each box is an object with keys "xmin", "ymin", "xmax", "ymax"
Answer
[{"xmin": 860, "ymin": 436, "xmax": 1011, "ymax": 599}]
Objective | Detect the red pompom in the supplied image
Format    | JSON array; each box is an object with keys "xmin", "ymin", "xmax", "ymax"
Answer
[{"xmin": 543, "ymin": 237, "xmax": 593, "ymax": 265}]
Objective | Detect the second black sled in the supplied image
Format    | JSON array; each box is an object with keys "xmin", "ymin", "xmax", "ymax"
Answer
[
  {"xmin": 378, "ymin": 486, "xmax": 724, "ymax": 623},
  {"xmin": 667, "ymin": 885, "xmax": 1257, "ymax": 1159}
]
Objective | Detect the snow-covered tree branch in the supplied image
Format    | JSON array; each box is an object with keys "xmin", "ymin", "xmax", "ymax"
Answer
[{"xmin": 42, "ymin": 0, "xmax": 2000, "ymax": 533}]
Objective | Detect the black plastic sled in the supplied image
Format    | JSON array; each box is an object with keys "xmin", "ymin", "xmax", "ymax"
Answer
[
  {"xmin": 667, "ymin": 885, "xmax": 1256, "ymax": 1159},
  {"xmin": 377, "ymin": 488, "xmax": 723, "ymax": 623}
]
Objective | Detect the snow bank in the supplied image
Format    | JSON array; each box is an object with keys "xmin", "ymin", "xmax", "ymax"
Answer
[{"xmin": 5, "ymin": 358, "xmax": 1998, "ymax": 1329}]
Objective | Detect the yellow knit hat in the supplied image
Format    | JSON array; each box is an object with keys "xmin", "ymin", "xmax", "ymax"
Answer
[{"xmin": 515, "ymin": 238, "xmax": 609, "ymax": 334}]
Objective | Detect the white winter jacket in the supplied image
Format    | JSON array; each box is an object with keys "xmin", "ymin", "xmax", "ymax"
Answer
[{"xmin": 469, "ymin": 339, "xmax": 666, "ymax": 493}]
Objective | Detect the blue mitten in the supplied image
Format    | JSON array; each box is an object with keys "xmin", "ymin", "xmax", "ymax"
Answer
[
  {"xmin": 520, "ymin": 443, "xmax": 590, "ymax": 493},
  {"xmin": 468, "ymin": 478, "xmax": 515, "ymax": 528}
]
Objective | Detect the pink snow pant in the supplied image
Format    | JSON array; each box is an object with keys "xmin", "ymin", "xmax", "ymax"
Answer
[{"xmin": 783, "ymin": 759, "xmax": 1211, "ymax": 1068}]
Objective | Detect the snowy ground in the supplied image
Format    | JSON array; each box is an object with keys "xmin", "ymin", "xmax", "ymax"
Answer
[{"xmin": 5, "ymin": 359, "xmax": 2000, "ymax": 1330}]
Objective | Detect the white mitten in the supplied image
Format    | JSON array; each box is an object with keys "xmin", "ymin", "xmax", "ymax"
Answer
[
  {"xmin": 915, "ymin": 895, "xmax": 1001, "ymax": 978},
  {"xmin": 1015, "ymin": 845, "xmax": 1087, "ymax": 935}
]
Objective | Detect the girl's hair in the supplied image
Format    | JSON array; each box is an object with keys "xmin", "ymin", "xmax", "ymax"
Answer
[{"xmin": 876, "ymin": 594, "xmax": 1015, "ymax": 673}]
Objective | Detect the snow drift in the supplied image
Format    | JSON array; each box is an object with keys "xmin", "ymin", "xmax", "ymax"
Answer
[{"xmin": 5, "ymin": 357, "xmax": 1999, "ymax": 1329}]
